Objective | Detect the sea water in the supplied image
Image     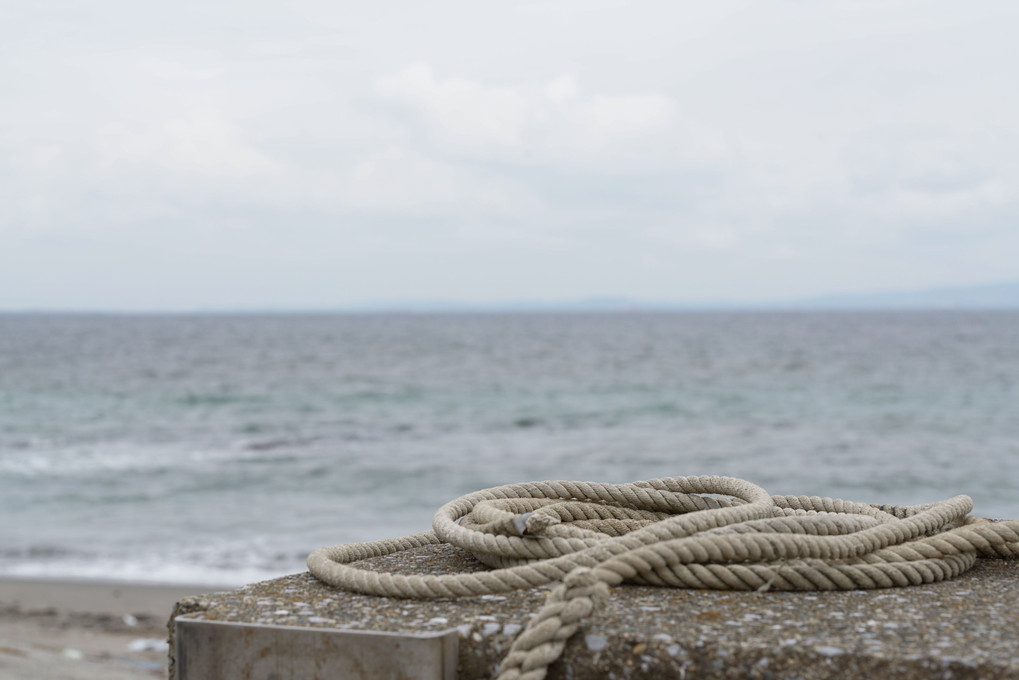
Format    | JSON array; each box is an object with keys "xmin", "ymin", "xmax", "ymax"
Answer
[{"xmin": 1, "ymin": 311, "xmax": 1017, "ymax": 586}]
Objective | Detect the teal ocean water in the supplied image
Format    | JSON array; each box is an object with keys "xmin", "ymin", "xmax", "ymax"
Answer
[{"xmin": 1, "ymin": 311, "xmax": 1017, "ymax": 585}]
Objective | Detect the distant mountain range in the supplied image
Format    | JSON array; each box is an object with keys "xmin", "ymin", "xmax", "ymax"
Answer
[
  {"xmin": 362, "ymin": 281, "xmax": 1019, "ymax": 313},
  {"xmin": 789, "ymin": 281, "xmax": 1019, "ymax": 310},
  {"xmin": 7, "ymin": 282, "xmax": 1018, "ymax": 315}
]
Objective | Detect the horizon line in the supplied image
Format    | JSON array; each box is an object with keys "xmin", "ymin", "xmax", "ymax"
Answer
[{"xmin": 2, "ymin": 279, "xmax": 1018, "ymax": 315}]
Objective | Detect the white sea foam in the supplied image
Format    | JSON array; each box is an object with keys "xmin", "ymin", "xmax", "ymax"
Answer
[
  {"xmin": 0, "ymin": 442, "xmax": 232, "ymax": 477},
  {"xmin": 0, "ymin": 554, "xmax": 292, "ymax": 588}
]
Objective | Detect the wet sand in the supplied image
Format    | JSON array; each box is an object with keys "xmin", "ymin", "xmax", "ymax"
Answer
[{"xmin": 0, "ymin": 578, "xmax": 227, "ymax": 680}]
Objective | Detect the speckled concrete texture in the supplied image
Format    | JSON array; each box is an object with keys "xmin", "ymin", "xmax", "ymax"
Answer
[{"xmin": 168, "ymin": 545, "xmax": 1019, "ymax": 679}]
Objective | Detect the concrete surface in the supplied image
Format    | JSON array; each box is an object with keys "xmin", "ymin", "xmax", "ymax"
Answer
[{"xmin": 168, "ymin": 544, "xmax": 1019, "ymax": 679}]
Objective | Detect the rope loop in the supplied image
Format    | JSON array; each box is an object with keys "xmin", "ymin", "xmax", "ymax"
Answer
[{"xmin": 307, "ymin": 475, "xmax": 1018, "ymax": 680}]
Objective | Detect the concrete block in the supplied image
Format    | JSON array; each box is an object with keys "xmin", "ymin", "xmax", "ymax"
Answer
[
  {"xmin": 168, "ymin": 544, "xmax": 1019, "ymax": 679},
  {"xmin": 174, "ymin": 615, "xmax": 457, "ymax": 680}
]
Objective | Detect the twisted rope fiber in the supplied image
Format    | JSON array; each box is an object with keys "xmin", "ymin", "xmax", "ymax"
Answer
[{"xmin": 307, "ymin": 475, "xmax": 1019, "ymax": 680}]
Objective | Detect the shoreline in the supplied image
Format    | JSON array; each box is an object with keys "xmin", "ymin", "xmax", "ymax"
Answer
[
  {"xmin": 0, "ymin": 576, "xmax": 233, "ymax": 617},
  {"xmin": 0, "ymin": 576, "xmax": 232, "ymax": 680}
]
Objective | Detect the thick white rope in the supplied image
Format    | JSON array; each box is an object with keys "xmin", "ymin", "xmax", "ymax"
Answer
[{"xmin": 307, "ymin": 475, "xmax": 1019, "ymax": 680}]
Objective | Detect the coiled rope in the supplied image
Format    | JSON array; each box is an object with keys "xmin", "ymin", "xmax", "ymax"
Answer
[{"xmin": 307, "ymin": 475, "xmax": 1019, "ymax": 680}]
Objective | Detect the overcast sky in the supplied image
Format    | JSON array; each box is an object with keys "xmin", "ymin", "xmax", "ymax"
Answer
[{"xmin": 2, "ymin": 1, "xmax": 1017, "ymax": 310}]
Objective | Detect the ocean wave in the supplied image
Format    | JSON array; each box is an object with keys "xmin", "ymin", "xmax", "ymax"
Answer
[
  {"xmin": 0, "ymin": 439, "xmax": 327, "ymax": 478},
  {"xmin": 0, "ymin": 443, "xmax": 200, "ymax": 477},
  {"xmin": 235, "ymin": 436, "xmax": 318, "ymax": 453},
  {"xmin": 0, "ymin": 545, "xmax": 305, "ymax": 588}
]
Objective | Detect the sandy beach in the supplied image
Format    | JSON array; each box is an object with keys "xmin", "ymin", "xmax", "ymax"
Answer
[{"xmin": 0, "ymin": 578, "xmax": 228, "ymax": 680}]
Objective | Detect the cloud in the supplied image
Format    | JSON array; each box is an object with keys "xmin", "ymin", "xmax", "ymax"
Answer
[
  {"xmin": 97, "ymin": 111, "xmax": 277, "ymax": 182},
  {"xmin": 4, "ymin": 1, "xmax": 1019, "ymax": 308},
  {"xmin": 375, "ymin": 63, "xmax": 530, "ymax": 151},
  {"xmin": 374, "ymin": 64, "xmax": 679, "ymax": 165},
  {"xmin": 316, "ymin": 147, "xmax": 544, "ymax": 219}
]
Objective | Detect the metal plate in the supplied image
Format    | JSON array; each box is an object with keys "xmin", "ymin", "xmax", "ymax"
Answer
[{"xmin": 175, "ymin": 615, "xmax": 458, "ymax": 680}]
